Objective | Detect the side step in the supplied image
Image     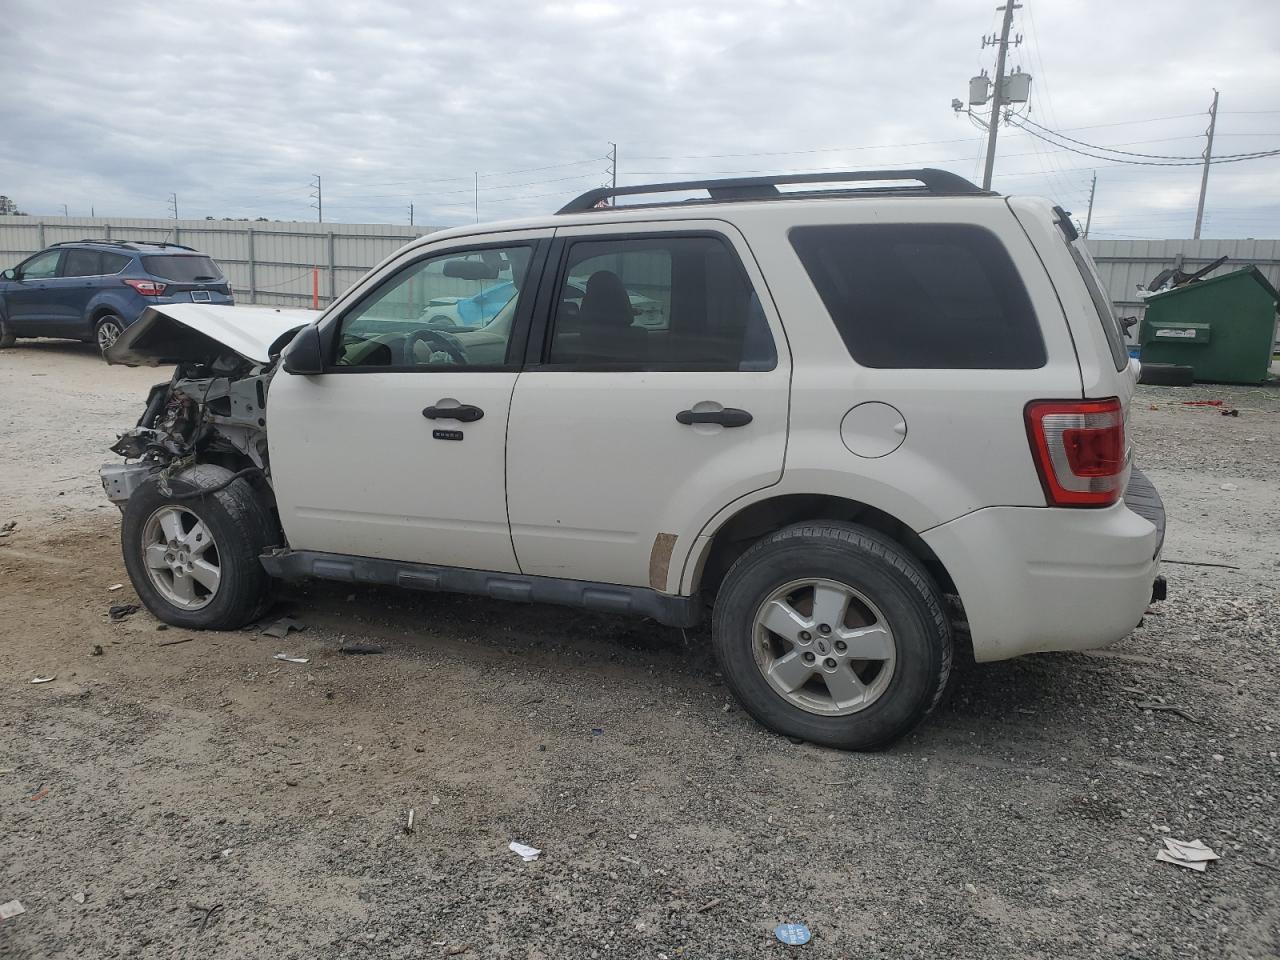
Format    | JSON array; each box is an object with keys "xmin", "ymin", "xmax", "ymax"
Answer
[{"xmin": 259, "ymin": 549, "xmax": 703, "ymax": 628}]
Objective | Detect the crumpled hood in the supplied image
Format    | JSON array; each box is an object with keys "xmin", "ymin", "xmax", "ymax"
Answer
[{"xmin": 106, "ymin": 304, "xmax": 314, "ymax": 366}]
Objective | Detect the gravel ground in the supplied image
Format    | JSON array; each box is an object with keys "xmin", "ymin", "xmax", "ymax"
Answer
[{"xmin": 1, "ymin": 340, "xmax": 1278, "ymax": 959}]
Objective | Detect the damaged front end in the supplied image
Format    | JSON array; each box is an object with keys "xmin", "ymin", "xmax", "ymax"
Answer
[{"xmin": 100, "ymin": 304, "xmax": 310, "ymax": 508}]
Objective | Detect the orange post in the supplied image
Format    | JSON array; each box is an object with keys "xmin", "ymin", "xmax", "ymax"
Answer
[{"xmin": 312, "ymin": 268, "xmax": 319, "ymax": 310}]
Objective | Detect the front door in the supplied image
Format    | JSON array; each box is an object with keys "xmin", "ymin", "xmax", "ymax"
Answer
[
  {"xmin": 268, "ymin": 233, "xmax": 549, "ymax": 573},
  {"xmin": 6, "ymin": 249, "xmax": 63, "ymax": 331},
  {"xmin": 505, "ymin": 223, "xmax": 791, "ymax": 590}
]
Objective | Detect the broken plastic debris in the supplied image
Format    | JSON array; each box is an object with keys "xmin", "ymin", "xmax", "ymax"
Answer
[
  {"xmin": 30, "ymin": 676, "xmax": 55, "ymax": 684},
  {"xmin": 509, "ymin": 841, "xmax": 541, "ymax": 862},
  {"xmin": 107, "ymin": 583, "xmax": 124, "ymax": 591},
  {"xmin": 1156, "ymin": 837, "xmax": 1220, "ymax": 872},
  {"xmin": 273, "ymin": 653, "xmax": 309, "ymax": 664},
  {"xmin": 339, "ymin": 643, "xmax": 384, "ymax": 655},
  {"xmin": 0, "ymin": 900, "xmax": 25, "ymax": 920},
  {"xmin": 71, "ymin": 891, "xmax": 86, "ymax": 905},
  {"xmin": 109, "ymin": 603, "xmax": 140, "ymax": 621},
  {"xmin": 591, "ymin": 727, "xmax": 604, "ymax": 736},
  {"xmin": 774, "ymin": 922, "xmax": 811, "ymax": 945},
  {"xmin": 1220, "ymin": 483, "xmax": 1238, "ymax": 491},
  {"xmin": 262, "ymin": 617, "xmax": 305, "ymax": 639},
  {"xmin": 405, "ymin": 808, "xmax": 415, "ymax": 833}
]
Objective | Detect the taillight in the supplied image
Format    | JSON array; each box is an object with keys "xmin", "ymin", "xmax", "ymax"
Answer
[
  {"xmin": 123, "ymin": 278, "xmax": 166, "ymax": 297},
  {"xmin": 1025, "ymin": 398, "xmax": 1127, "ymax": 507}
]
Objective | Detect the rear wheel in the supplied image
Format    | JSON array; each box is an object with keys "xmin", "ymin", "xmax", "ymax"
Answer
[
  {"xmin": 95, "ymin": 314, "xmax": 125, "ymax": 357},
  {"xmin": 121, "ymin": 465, "xmax": 275, "ymax": 629},
  {"xmin": 712, "ymin": 522, "xmax": 952, "ymax": 750}
]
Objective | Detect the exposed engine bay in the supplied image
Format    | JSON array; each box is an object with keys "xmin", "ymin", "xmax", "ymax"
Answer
[{"xmin": 99, "ymin": 304, "xmax": 310, "ymax": 506}]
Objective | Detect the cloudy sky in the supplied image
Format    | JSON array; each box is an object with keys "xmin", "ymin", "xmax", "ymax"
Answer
[{"xmin": 3, "ymin": 0, "xmax": 1278, "ymax": 238}]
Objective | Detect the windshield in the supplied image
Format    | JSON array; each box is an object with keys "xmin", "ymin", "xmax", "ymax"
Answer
[{"xmin": 143, "ymin": 255, "xmax": 224, "ymax": 282}]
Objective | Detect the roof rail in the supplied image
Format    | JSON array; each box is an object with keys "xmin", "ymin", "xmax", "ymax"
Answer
[
  {"xmin": 557, "ymin": 168, "xmax": 987, "ymax": 214},
  {"xmin": 47, "ymin": 238, "xmax": 197, "ymax": 252}
]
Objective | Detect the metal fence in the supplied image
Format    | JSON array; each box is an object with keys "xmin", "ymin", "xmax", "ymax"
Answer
[
  {"xmin": 2, "ymin": 216, "xmax": 1277, "ymax": 318},
  {"xmin": 0, "ymin": 216, "xmax": 439, "ymax": 307}
]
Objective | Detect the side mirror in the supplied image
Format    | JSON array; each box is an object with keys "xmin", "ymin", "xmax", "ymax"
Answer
[
  {"xmin": 1, "ymin": 268, "xmax": 16, "ymax": 281},
  {"xmin": 281, "ymin": 324, "xmax": 324, "ymax": 375}
]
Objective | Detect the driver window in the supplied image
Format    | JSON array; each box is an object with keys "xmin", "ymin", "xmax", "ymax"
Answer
[
  {"xmin": 21, "ymin": 250, "xmax": 61, "ymax": 279},
  {"xmin": 335, "ymin": 245, "xmax": 532, "ymax": 368}
]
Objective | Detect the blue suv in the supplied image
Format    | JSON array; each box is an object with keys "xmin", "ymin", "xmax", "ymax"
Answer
[{"xmin": 0, "ymin": 240, "xmax": 234, "ymax": 357}]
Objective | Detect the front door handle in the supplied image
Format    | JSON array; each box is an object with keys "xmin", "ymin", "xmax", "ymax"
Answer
[
  {"xmin": 423, "ymin": 403, "xmax": 484, "ymax": 422},
  {"xmin": 676, "ymin": 407, "xmax": 753, "ymax": 428}
]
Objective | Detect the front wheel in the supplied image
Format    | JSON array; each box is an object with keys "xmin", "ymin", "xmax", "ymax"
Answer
[
  {"xmin": 712, "ymin": 522, "xmax": 952, "ymax": 750},
  {"xmin": 121, "ymin": 465, "xmax": 275, "ymax": 629},
  {"xmin": 0, "ymin": 319, "xmax": 15, "ymax": 348}
]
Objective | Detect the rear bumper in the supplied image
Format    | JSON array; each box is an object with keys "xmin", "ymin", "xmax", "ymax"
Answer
[{"xmin": 922, "ymin": 468, "xmax": 1165, "ymax": 662}]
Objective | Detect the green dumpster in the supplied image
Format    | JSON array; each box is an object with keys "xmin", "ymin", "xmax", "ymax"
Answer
[{"xmin": 1139, "ymin": 266, "xmax": 1279, "ymax": 384}]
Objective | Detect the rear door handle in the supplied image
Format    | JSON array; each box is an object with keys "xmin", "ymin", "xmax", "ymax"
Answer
[
  {"xmin": 676, "ymin": 407, "xmax": 753, "ymax": 428},
  {"xmin": 422, "ymin": 403, "xmax": 484, "ymax": 422}
]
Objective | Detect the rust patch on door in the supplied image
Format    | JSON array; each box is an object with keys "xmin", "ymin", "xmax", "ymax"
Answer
[{"xmin": 648, "ymin": 533, "xmax": 678, "ymax": 590}]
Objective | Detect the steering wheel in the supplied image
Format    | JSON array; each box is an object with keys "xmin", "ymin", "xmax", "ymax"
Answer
[{"xmin": 406, "ymin": 328, "xmax": 467, "ymax": 365}]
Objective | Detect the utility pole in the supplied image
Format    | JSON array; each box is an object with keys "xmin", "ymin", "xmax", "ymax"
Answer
[
  {"xmin": 474, "ymin": 172, "xmax": 479, "ymax": 223},
  {"xmin": 168, "ymin": 193, "xmax": 179, "ymax": 220},
  {"xmin": 408, "ymin": 202, "xmax": 414, "ymax": 226},
  {"xmin": 311, "ymin": 174, "xmax": 323, "ymax": 223},
  {"xmin": 1193, "ymin": 89, "xmax": 1219, "ymax": 240},
  {"xmin": 609, "ymin": 142, "xmax": 617, "ymax": 192},
  {"xmin": 1083, "ymin": 172, "xmax": 1097, "ymax": 238},
  {"xmin": 980, "ymin": 2, "xmax": 1021, "ymax": 191},
  {"xmin": 61, "ymin": 203, "xmax": 69, "ymax": 217}
]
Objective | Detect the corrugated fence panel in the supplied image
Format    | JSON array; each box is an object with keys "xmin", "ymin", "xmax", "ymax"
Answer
[{"xmin": 2, "ymin": 217, "xmax": 1275, "ymax": 317}]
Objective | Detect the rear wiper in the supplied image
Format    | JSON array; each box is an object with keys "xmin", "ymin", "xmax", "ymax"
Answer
[{"xmin": 193, "ymin": 275, "xmax": 218, "ymax": 281}]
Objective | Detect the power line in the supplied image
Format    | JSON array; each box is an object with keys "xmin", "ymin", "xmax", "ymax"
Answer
[
  {"xmin": 1008, "ymin": 117, "xmax": 1280, "ymax": 166},
  {"xmin": 1014, "ymin": 114, "xmax": 1280, "ymax": 161}
]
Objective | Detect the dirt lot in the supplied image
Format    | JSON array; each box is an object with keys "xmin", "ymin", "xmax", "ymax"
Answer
[{"xmin": 2, "ymin": 339, "xmax": 1278, "ymax": 960}]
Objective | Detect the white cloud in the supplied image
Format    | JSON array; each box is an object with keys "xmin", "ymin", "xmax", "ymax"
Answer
[{"xmin": 1, "ymin": 0, "xmax": 1277, "ymax": 238}]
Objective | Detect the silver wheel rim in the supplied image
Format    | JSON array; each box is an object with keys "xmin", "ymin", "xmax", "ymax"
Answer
[
  {"xmin": 752, "ymin": 578, "xmax": 897, "ymax": 716},
  {"xmin": 141, "ymin": 506, "xmax": 221, "ymax": 610},
  {"xmin": 97, "ymin": 318, "xmax": 123, "ymax": 352}
]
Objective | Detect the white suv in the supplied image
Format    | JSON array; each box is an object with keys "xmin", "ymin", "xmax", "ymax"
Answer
[{"xmin": 101, "ymin": 170, "xmax": 1165, "ymax": 750}]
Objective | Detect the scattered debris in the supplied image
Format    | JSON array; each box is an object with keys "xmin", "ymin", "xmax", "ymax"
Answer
[
  {"xmin": 156, "ymin": 624, "xmax": 169, "ymax": 631},
  {"xmin": 1137, "ymin": 701, "xmax": 1201, "ymax": 724},
  {"xmin": 1111, "ymin": 758, "xmax": 1164, "ymax": 778},
  {"xmin": 591, "ymin": 728, "xmax": 604, "ymax": 736},
  {"xmin": 0, "ymin": 900, "xmax": 25, "ymax": 921},
  {"xmin": 30, "ymin": 676, "xmax": 55, "ymax": 684},
  {"xmin": 774, "ymin": 922, "xmax": 811, "ymax": 946},
  {"xmin": 107, "ymin": 583, "xmax": 124, "ymax": 592},
  {"xmin": 1161, "ymin": 558, "xmax": 1240, "ymax": 570},
  {"xmin": 444, "ymin": 944, "xmax": 473, "ymax": 956},
  {"xmin": 339, "ymin": 643, "xmax": 384, "ymax": 655},
  {"xmin": 158, "ymin": 637, "xmax": 194, "ymax": 647},
  {"xmin": 1220, "ymin": 483, "xmax": 1238, "ymax": 491},
  {"xmin": 509, "ymin": 841, "xmax": 541, "ymax": 862},
  {"xmin": 262, "ymin": 617, "xmax": 305, "ymax": 639},
  {"xmin": 273, "ymin": 653, "xmax": 310, "ymax": 664},
  {"xmin": 1221, "ymin": 408, "xmax": 1240, "ymax": 417},
  {"xmin": 1182, "ymin": 400, "xmax": 1223, "ymax": 406},
  {"xmin": 1156, "ymin": 838, "xmax": 1220, "ymax": 872},
  {"xmin": 405, "ymin": 808, "xmax": 415, "ymax": 834},
  {"xmin": 0, "ymin": 520, "xmax": 15, "ymax": 538},
  {"xmin": 29, "ymin": 787, "xmax": 49, "ymax": 801},
  {"xmin": 91, "ymin": 645, "xmax": 104, "ymax": 657},
  {"xmin": 696, "ymin": 897, "xmax": 722, "ymax": 913},
  {"xmin": 71, "ymin": 891, "xmax": 86, "ymax": 905},
  {"xmin": 108, "ymin": 603, "xmax": 140, "ymax": 621},
  {"xmin": 431, "ymin": 795, "xmax": 440, "ymax": 805},
  {"xmin": 188, "ymin": 902, "xmax": 224, "ymax": 933}
]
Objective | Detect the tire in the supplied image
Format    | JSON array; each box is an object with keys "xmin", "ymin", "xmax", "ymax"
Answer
[
  {"xmin": 1138, "ymin": 363, "xmax": 1194, "ymax": 386},
  {"xmin": 712, "ymin": 522, "xmax": 952, "ymax": 751},
  {"xmin": 95, "ymin": 314, "xmax": 125, "ymax": 358},
  {"xmin": 121, "ymin": 464, "xmax": 275, "ymax": 630},
  {"xmin": 0, "ymin": 318, "xmax": 15, "ymax": 349}
]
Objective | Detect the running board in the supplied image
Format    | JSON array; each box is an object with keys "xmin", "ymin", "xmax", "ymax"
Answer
[{"xmin": 259, "ymin": 549, "xmax": 703, "ymax": 628}]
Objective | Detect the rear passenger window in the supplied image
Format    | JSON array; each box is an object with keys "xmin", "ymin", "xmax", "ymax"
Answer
[
  {"xmin": 99, "ymin": 252, "xmax": 129, "ymax": 274},
  {"xmin": 546, "ymin": 235, "xmax": 776, "ymax": 371},
  {"xmin": 789, "ymin": 224, "xmax": 1046, "ymax": 369},
  {"xmin": 62, "ymin": 250, "xmax": 104, "ymax": 277}
]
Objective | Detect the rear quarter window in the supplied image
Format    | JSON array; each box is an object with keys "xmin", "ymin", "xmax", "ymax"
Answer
[
  {"xmin": 788, "ymin": 223, "xmax": 1046, "ymax": 369},
  {"xmin": 142, "ymin": 255, "xmax": 223, "ymax": 282}
]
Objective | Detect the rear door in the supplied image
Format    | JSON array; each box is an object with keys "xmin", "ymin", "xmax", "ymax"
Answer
[
  {"xmin": 5, "ymin": 249, "xmax": 63, "ymax": 331},
  {"xmin": 57, "ymin": 248, "xmax": 111, "ymax": 335},
  {"xmin": 505, "ymin": 222, "xmax": 790, "ymax": 590}
]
